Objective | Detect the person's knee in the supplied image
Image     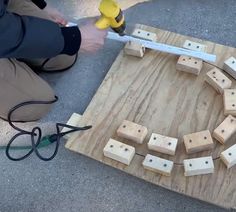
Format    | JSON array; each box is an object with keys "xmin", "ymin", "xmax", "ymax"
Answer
[
  {"xmin": 0, "ymin": 88, "xmax": 56, "ymax": 122},
  {"xmin": 41, "ymin": 54, "xmax": 78, "ymax": 72},
  {"xmin": 7, "ymin": 102, "xmax": 53, "ymax": 122},
  {"xmin": 0, "ymin": 58, "xmax": 57, "ymax": 122}
]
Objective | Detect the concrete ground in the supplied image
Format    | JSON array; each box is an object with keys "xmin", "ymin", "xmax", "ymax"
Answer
[{"xmin": 0, "ymin": 0, "xmax": 236, "ymax": 211}]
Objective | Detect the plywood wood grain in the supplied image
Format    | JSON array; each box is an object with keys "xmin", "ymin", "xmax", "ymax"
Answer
[{"xmin": 66, "ymin": 24, "xmax": 236, "ymax": 209}]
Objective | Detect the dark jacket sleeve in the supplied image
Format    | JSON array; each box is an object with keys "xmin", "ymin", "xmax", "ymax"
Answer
[
  {"xmin": 31, "ymin": 0, "xmax": 47, "ymax": 9},
  {"xmin": 0, "ymin": 2, "xmax": 81, "ymax": 59}
]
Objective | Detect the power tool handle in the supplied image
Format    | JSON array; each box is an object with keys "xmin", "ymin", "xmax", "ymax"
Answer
[{"xmin": 95, "ymin": 16, "xmax": 110, "ymax": 30}]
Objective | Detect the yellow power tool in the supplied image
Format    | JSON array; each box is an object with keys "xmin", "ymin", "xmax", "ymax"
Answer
[
  {"xmin": 95, "ymin": 0, "xmax": 216, "ymax": 62},
  {"xmin": 95, "ymin": 0, "xmax": 126, "ymax": 35}
]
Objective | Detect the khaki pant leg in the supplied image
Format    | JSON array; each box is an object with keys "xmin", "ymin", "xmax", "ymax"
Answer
[
  {"xmin": 7, "ymin": 0, "xmax": 77, "ymax": 71},
  {"xmin": 0, "ymin": 59, "xmax": 55, "ymax": 121}
]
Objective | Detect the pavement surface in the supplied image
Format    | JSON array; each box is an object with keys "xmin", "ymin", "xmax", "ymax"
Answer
[{"xmin": 0, "ymin": 0, "xmax": 236, "ymax": 211}]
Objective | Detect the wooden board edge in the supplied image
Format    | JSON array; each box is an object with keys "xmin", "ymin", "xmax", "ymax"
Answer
[{"xmin": 67, "ymin": 146, "xmax": 231, "ymax": 210}]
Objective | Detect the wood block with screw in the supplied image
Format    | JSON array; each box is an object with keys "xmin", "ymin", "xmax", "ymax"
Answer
[
  {"xmin": 142, "ymin": 154, "xmax": 174, "ymax": 176},
  {"xmin": 176, "ymin": 56, "xmax": 203, "ymax": 75},
  {"xmin": 117, "ymin": 120, "xmax": 148, "ymax": 144},
  {"xmin": 183, "ymin": 40, "xmax": 207, "ymax": 52},
  {"xmin": 213, "ymin": 115, "xmax": 236, "ymax": 144},
  {"xmin": 183, "ymin": 156, "xmax": 214, "ymax": 177},
  {"xmin": 132, "ymin": 29, "xmax": 157, "ymax": 42},
  {"xmin": 205, "ymin": 68, "xmax": 232, "ymax": 94},
  {"xmin": 220, "ymin": 144, "xmax": 236, "ymax": 169},
  {"xmin": 223, "ymin": 89, "xmax": 236, "ymax": 115},
  {"xmin": 183, "ymin": 130, "xmax": 214, "ymax": 154},
  {"xmin": 103, "ymin": 139, "xmax": 135, "ymax": 165},
  {"xmin": 147, "ymin": 133, "xmax": 178, "ymax": 156},
  {"xmin": 223, "ymin": 56, "xmax": 236, "ymax": 79},
  {"xmin": 124, "ymin": 41, "xmax": 145, "ymax": 58}
]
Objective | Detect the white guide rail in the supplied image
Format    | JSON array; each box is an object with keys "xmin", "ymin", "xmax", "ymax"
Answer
[{"xmin": 107, "ymin": 32, "xmax": 216, "ymax": 62}]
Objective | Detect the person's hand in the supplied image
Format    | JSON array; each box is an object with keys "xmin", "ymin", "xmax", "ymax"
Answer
[
  {"xmin": 44, "ymin": 5, "xmax": 67, "ymax": 26},
  {"xmin": 79, "ymin": 21, "xmax": 108, "ymax": 53}
]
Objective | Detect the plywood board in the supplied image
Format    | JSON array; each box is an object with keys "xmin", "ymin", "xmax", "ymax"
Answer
[{"xmin": 66, "ymin": 24, "xmax": 236, "ymax": 209}]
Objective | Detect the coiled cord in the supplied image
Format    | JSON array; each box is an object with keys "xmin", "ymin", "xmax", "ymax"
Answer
[{"xmin": 6, "ymin": 96, "xmax": 92, "ymax": 161}]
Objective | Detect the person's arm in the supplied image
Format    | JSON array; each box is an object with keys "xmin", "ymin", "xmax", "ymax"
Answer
[
  {"xmin": 0, "ymin": 0, "xmax": 107, "ymax": 59},
  {"xmin": 0, "ymin": 9, "xmax": 81, "ymax": 59}
]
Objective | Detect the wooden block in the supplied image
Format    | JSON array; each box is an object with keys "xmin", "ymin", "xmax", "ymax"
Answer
[
  {"xmin": 183, "ymin": 40, "xmax": 207, "ymax": 52},
  {"xmin": 220, "ymin": 144, "xmax": 236, "ymax": 169},
  {"xmin": 183, "ymin": 130, "xmax": 214, "ymax": 154},
  {"xmin": 183, "ymin": 156, "xmax": 214, "ymax": 176},
  {"xmin": 117, "ymin": 120, "xmax": 148, "ymax": 144},
  {"xmin": 223, "ymin": 89, "xmax": 236, "ymax": 115},
  {"xmin": 223, "ymin": 56, "xmax": 236, "ymax": 79},
  {"xmin": 213, "ymin": 115, "xmax": 236, "ymax": 144},
  {"xmin": 142, "ymin": 154, "xmax": 174, "ymax": 176},
  {"xmin": 176, "ymin": 56, "xmax": 203, "ymax": 75},
  {"xmin": 61, "ymin": 113, "xmax": 82, "ymax": 139},
  {"xmin": 205, "ymin": 68, "xmax": 232, "ymax": 94},
  {"xmin": 147, "ymin": 133, "xmax": 178, "ymax": 156},
  {"xmin": 124, "ymin": 41, "xmax": 145, "ymax": 58},
  {"xmin": 132, "ymin": 29, "xmax": 157, "ymax": 42},
  {"xmin": 103, "ymin": 139, "xmax": 135, "ymax": 165}
]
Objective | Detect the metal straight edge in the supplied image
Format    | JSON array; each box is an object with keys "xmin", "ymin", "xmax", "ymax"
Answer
[{"xmin": 107, "ymin": 32, "xmax": 217, "ymax": 62}]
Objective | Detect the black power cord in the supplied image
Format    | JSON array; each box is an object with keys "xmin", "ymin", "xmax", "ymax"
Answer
[{"xmin": 5, "ymin": 96, "xmax": 92, "ymax": 161}]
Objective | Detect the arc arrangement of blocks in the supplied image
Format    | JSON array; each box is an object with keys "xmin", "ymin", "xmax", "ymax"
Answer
[{"xmin": 103, "ymin": 29, "xmax": 236, "ymax": 177}]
